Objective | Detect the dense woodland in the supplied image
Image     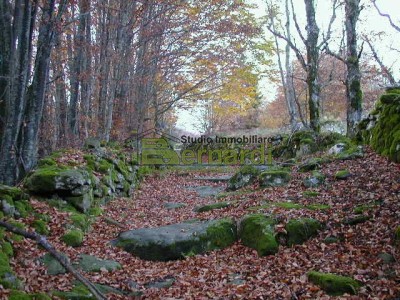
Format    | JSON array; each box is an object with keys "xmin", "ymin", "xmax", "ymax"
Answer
[{"xmin": 0, "ymin": 0, "xmax": 398, "ymax": 182}]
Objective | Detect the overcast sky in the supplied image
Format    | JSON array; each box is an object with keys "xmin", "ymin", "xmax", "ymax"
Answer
[{"xmin": 176, "ymin": 0, "xmax": 399, "ymax": 133}]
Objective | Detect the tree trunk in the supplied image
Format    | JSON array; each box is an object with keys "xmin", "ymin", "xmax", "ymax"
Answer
[
  {"xmin": 345, "ymin": 0, "xmax": 362, "ymax": 138},
  {"xmin": 0, "ymin": 0, "xmax": 36, "ymax": 184},
  {"xmin": 304, "ymin": 0, "xmax": 321, "ymax": 133}
]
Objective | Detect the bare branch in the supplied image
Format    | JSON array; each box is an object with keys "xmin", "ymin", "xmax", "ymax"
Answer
[
  {"xmin": 364, "ymin": 36, "xmax": 396, "ymax": 84},
  {"xmin": 289, "ymin": 0, "xmax": 307, "ymax": 45},
  {"xmin": 318, "ymin": 0, "xmax": 341, "ymax": 48},
  {"xmin": 266, "ymin": 25, "xmax": 307, "ymax": 69},
  {"xmin": 372, "ymin": 0, "xmax": 400, "ymax": 32},
  {"xmin": 0, "ymin": 220, "xmax": 106, "ymax": 300}
]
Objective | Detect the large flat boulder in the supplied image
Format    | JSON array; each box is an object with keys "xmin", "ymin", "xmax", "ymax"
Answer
[{"xmin": 112, "ymin": 218, "xmax": 237, "ymax": 261}]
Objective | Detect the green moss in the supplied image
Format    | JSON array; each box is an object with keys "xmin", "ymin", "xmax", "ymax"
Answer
[
  {"xmin": 354, "ymin": 203, "xmax": 376, "ymax": 214},
  {"xmin": 0, "ymin": 252, "xmax": 21, "ymax": 289},
  {"xmin": 62, "ymin": 229, "xmax": 84, "ymax": 247},
  {"xmin": 1, "ymin": 241, "xmax": 14, "ymax": 257},
  {"xmin": 204, "ymin": 218, "xmax": 237, "ymax": 249},
  {"xmin": 380, "ymin": 93, "xmax": 400, "ymax": 104},
  {"xmin": 98, "ymin": 159, "xmax": 113, "ymax": 174},
  {"xmin": 303, "ymin": 191, "xmax": 319, "ymax": 197},
  {"xmin": 237, "ymin": 165, "xmax": 260, "ymax": 176},
  {"xmin": 286, "ymin": 218, "xmax": 322, "ymax": 246},
  {"xmin": 37, "ymin": 157, "xmax": 57, "ymax": 167},
  {"xmin": 70, "ymin": 213, "xmax": 90, "ymax": 232},
  {"xmin": 0, "ymin": 184, "xmax": 27, "ymax": 200},
  {"xmin": 14, "ymin": 200, "xmax": 33, "ymax": 218},
  {"xmin": 394, "ymin": 226, "xmax": 400, "ymax": 246},
  {"xmin": 24, "ymin": 165, "xmax": 68, "ymax": 193},
  {"xmin": 2, "ymin": 195, "xmax": 14, "ymax": 205},
  {"xmin": 335, "ymin": 169, "xmax": 351, "ymax": 180},
  {"xmin": 195, "ymin": 202, "xmax": 231, "ymax": 213},
  {"xmin": 46, "ymin": 199, "xmax": 78, "ymax": 213},
  {"xmin": 32, "ymin": 220, "xmax": 49, "ymax": 236},
  {"xmin": 88, "ymin": 207, "xmax": 103, "ymax": 217},
  {"xmin": 368, "ymin": 97, "xmax": 400, "ymax": 162},
  {"xmin": 308, "ymin": 271, "xmax": 361, "ymax": 296},
  {"xmin": 52, "ymin": 284, "xmax": 95, "ymax": 299},
  {"xmin": 137, "ymin": 166, "xmax": 153, "ymax": 180},
  {"xmin": 239, "ymin": 214, "xmax": 278, "ymax": 256},
  {"xmin": 9, "ymin": 221, "xmax": 25, "ymax": 242},
  {"xmin": 8, "ymin": 291, "xmax": 37, "ymax": 300}
]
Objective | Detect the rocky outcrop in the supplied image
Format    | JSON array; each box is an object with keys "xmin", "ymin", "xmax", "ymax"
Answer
[
  {"xmin": 112, "ymin": 218, "xmax": 237, "ymax": 261},
  {"xmin": 23, "ymin": 143, "xmax": 138, "ymax": 213},
  {"xmin": 358, "ymin": 86, "xmax": 400, "ymax": 163},
  {"xmin": 226, "ymin": 166, "xmax": 260, "ymax": 191}
]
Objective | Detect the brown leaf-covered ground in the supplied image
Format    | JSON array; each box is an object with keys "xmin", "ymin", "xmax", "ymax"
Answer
[{"xmin": 2, "ymin": 148, "xmax": 400, "ymax": 299}]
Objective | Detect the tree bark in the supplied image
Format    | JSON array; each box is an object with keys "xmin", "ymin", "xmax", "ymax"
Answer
[
  {"xmin": 345, "ymin": 0, "xmax": 362, "ymax": 138},
  {"xmin": 304, "ymin": 0, "xmax": 321, "ymax": 133}
]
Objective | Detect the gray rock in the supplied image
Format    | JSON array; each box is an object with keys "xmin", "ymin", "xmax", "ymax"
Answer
[
  {"xmin": 84, "ymin": 137, "xmax": 101, "ymax": 150},
  {"xmin": 303, "ymin": 171, "xmax": 325, "ymax": 188},
  {"xmin": 194, "ymin": 175, "xmax": 232, "ymax": 182},
  {"xmin": 112, "ymin": 218, "xmax": 237, "ymax": 261},
  {"xmin": 145, "ymin": 277, "xmax": 175, "ymax": 289},
  {"xmin": 259, "ymin": 170, "xmax": 290, "ymax": 187},
  {"xmin": 327, "ymin": 143, "xmax": 347, "ymax": 155},
  {"xmin": 75, "ymin": 254, "xmax": 121, "ymax": 272},
  {"xmin": 39, "ymin": 253, "xmax": 69, "ymax": 275},
  {"xmin": 186, "ymin": 186, "xmax": 224, "ymax": 198},
  {"xmin": 1, "ymin": 200, "xmax": 15, "ymax": 216}
]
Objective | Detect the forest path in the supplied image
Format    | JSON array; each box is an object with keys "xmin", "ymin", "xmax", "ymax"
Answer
[{"xmin": 11, "ymin": 150, "xmax": 400, "ymax": 299}]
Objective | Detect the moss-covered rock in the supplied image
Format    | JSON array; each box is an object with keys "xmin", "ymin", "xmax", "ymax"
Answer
[
  {"xmin": 75, "ymin": 254, "xmax": 121, "ymax": 272},
  {"xmin": 358, "ymin": 87, "xmax": 400, "ymax": 163},
  {"xmin": 239, "ymin": 214, "xmax": 278, "ymax": 256},
  {"xmin": 0, "ymin": 252, "xmax": 22, "ymax": 289},
  {"xmin": 303, "ymin": 171, "xmax": 325, "ymax": 188},
  {"xmin": 227, "ymin": 165, "xmax": 260, "ymax": 191},
  {"xmin": 113, "ymin": 218, "xmax": 237, "ymax": 261},
  {"xmin": 298, "ymin": 158, "xmax": 325, "ymax": 172},
  {"xmin": 285, "ymin": 218, "xmax": 322, "ymax": 246},
  {"xmin": 335, "ymin": 169, "xmax": 351, "ymax": 180},
  {"xmin": 194, "ymin": 202, "xmax": 231, "ymax": 213},
  {"xmin": 259, "ymin": 170, "xmax": 290, "ymax": 187},
  {"xmin": 39, "ymin": 253, "xmax": 69, "ymax": 275},
  {"xmin": 308, "ymin": 271, "xmax": 361, "ymax": 295},
  {"xmin": 62, "ymin": 229, "xmax": 84, "ymax": 247}
]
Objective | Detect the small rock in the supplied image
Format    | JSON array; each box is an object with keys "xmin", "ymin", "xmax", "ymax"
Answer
[
  {"xmin": 327, "ymin": 143, "xmax": 347, "ymax": 155},
  {"xmin": 145, "ymin": 276, "xmax": 175, "ymax": 289},
  {"xmin": 335, "ymin": 169, "xmax": 351, "ymax": 180}
]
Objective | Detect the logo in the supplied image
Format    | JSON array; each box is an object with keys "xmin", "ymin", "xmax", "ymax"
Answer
[{"xmin": 139, "ymin": 133, "xmax": 282, "ymax": 166}]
